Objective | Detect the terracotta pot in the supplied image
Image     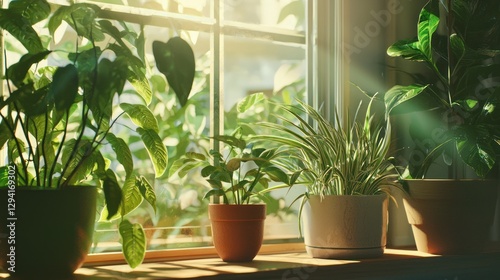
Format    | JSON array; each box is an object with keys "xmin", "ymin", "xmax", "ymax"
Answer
[
  {"xmin": 0, "ymin": 186, "xmax": 97, "ymax": 278},
  {"xmin": 303, "ymin": 194, "xmax": 389, "ymax": 259},
  {"xmin": 208, "ymin": 204, "xmax": 266, "ymax": 262},
  {"xmin": 403, "ymin": 179, "xmax": 498, "ymax": 254}
]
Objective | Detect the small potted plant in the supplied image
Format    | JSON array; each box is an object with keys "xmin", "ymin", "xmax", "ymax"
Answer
[
  {"xmin": 0, "ymin": 0, "xmax": 194, "ymax": 277},
  {"xmin": 383, "ymin": 0, "xmax": 499, "ymax": 254},
  {"xmin": 256, "ymin": 96, "xmax": 398, "ymax": 259},
  {"xmin": 170, "ymin": 128, "xmax": 296, "ymax": 262}
]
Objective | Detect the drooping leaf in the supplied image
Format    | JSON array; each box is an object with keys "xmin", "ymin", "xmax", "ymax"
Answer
[
  {"xmin": 137, "ymin": 128, "xmax": 168, "ymax": 177},
  {"xmin": 6, "ymin": 50, "xmax": 51, "ymax": 87},
  {"xmin": 49, "ymin": 64, "xmax": 79, "ymax": 111},
  {"xmin": 387, "ymin": 38, "xmax": 425, "ymax": 61},
  {"xmin": 264, "ymin": 166, "xmax": 289, "ymax": 183},
  {"xmin": 106, "ymin": 133, "xmax": 134, "ymax": 178},
  {"xmin": 120, "ymin": 176, "xmax": 143, "ymax": 216},
  {"xmin": 119, "ymin": 220, "xmax": 146, "ymax": 269},
  {"xmin": 0, "ymin": 9, "xmax": 44, "ymax": 53},
  {"xmin": 9, "ymin": 0, "xmax": 51, "ymax": 25},
  {"xmin": 137, "ymin": 176, "xmax": 156, "ymax": 213},
  {"xmin": 153, "ymin": 37, "xmax": 195, "ymax": 107},
  {"xmin": 384, "ymin": 84, "xmax": 429, "ymax": 116},
  {"xmin": 120, "ymin": 103, "xmax": 159, "ymax": 133},
  {"xmin": 103, "ymin": 169, "xmax": 122, "ymax": 219}
]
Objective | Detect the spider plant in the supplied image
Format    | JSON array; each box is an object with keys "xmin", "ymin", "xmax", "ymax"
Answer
[{"xmin": 256, "ymin": 96, "xmax": 398, "ymax": 205}]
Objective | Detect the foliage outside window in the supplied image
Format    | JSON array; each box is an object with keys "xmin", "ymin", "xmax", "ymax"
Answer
[{"xmin": 1, "ymin": 0, "xmax": 307, "ymax": 254}]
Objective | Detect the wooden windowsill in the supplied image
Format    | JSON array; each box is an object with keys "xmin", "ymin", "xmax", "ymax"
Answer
[{"xmin": 72, "ymin": 248, "xmax": 500, "ymax": 279}]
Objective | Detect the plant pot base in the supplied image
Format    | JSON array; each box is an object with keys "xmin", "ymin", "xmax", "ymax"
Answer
[{"xmin": 306, "ymin": 246, "xmax": 385, "ymax": 259}]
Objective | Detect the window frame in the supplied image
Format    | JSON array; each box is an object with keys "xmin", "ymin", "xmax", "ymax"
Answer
[{"xmin": 0, "ymin": 0, "xmax": 346, "ymax": 263}]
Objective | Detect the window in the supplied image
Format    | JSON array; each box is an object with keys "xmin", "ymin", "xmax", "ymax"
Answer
[{"xmin": 0, "ymin": 0, "xmax": 342, "ymax": 259}]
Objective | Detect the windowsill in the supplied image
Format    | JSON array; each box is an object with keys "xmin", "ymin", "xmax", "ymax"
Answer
[{"xmin": 18, "ymin": 246, "xmax": 498, "ymax": 279}]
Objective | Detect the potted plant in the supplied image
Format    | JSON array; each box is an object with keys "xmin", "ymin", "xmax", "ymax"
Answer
[
  {"xmin": 256, "ymin": 97, "xmax": 398, "ymax": 259},
  {"xmin": 384, "ymin": 0, "xmax": 499, "ymax": 254},
  {"xmin": 169, "ymin": 127, "xmax": 296, "ymax": 262},
  {"xmin": 0, "ymin": 0, "xmax": 194, "ymax": 277}
]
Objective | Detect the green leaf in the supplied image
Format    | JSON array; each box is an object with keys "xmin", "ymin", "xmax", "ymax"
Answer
[
  {"xmin": 106, "ymin": 133, "xmax": 134, "ymax": 178},
  {"xmin": 203, "ymin": 188, "xmax": 226, "ymax": 201},
  {"xmin": 119, "ymin": 220, "xmax": 146, "ymax": 269},
  {"xmin": 387, "ymin": 38, "xmax": 426, "ymax": 61},
  {"xmin": 153, "ymin": 37, "xmax": 195, "ymax": 107},
  {"xmin": 137, "ymin": 176, "xmax": 156, "ymax": 213},
  {"xmin": 103, "ymin": 169, "xmax": 122, "ymax": 219},
  {"xmin": 0, "ymin": 9, "xmax": 44, "ymax": 53},
  {"xmin": 417, "ymin": 3, "xmax": 440, "ymax": 61},
  {"xmin": 456, "ymin": 130, "xmax": 496, "ymax": 178},
  {"xmin": 9, "ymin": 0, "xmax": 51, "ymax": 25},
  {"xmin": 237, "ymin": 92, "xmax": 265, "ymax": 113},
  {"xmin": 450, "ymin": 33, "xmax": 466, "ymax": 64},
  {"xmin": 49, "ymin": 64, "xmax": 79, "ymax": 111},
  {"xmin": 384, "ymin": 84, "xmax": 429, "ymax": 116},
  {"xmin": 120, "ymin": 103, "xmax": 159, "ymax": 133},
  {"xmin": 137, "ymin": 128, "xmax": 168, "ymax": 177},
  {"xmin": 121, "ymin": 177, "xmax": 143, "ymax": 216},
  {"xmin": 264, "ymin": 166, "xmax": 289, "ymax": 183},
  {"xmin": 48, "ymin": 3, "xmax": 104, "ymax": 41},
  {"xmin": 0, "ymin": 166, "xmax": 8, "ymax": 186},
  {"xmin": 212, "ymin": 135, "xmax": 246, "ymax": 150},
  {"xmin": 0, "ymin": 121, "xmax": 11, "ymax": 150},
  {"xmin": 6, "ymin": 51, "xmax": 51, "ymax": 87},
  {"xmin": 201, "ymin": 165, "xmax": 216, "ymax": 177}
]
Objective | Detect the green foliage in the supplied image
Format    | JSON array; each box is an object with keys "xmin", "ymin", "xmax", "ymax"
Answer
[
  {"xmin": 258, "ymin": 96, "xmax": 397, "ymax": 197},
  {"xmin": 384, "ymin": 0, "xmax": 500, "ymax": 178},
  {"xmin": 0, "ymin": 0, "xmax": 194, "ymax": 268},
  {"xmin": 170, "ymin": 128, "xmax": 296, "ymax": 205}
]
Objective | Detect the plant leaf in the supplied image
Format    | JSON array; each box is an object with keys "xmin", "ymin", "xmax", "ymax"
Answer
[
  {"xmin": 137, "ymin": 176, "xmax": 156, "ymax": 213},
  {"xmin": 106, "ymin": 133, "xmax": 134, "ymax": 178},
  {"xmin": 387, "ymin": 38, "xmax": 426, "ymax": 61},
  {"xmin": 417, "ymin": 2, "xmax": 440, "ymax": 61},
  {"xmin": 119, "ymin": 220, "xmax": 146, "ymax": 269},
  {"xmin": 237, "ymin": 92, "xmax": 265, "ymax": 113},
  {"xmin": 384, "ymin": 84, "xmax": 429, "ymax": 116},
  {"xmin": 49, "ymin": 64, "xmax": 79, "ymax": 111},
  {"xmin": 0, "ymin": 9, "xmax": 44, "ymax": 53},
  {"xmin": 120, "ymin": 103, "xmax": 159, "ymax": 133},
  {"xmin": 103, "ymin": 169, "xmax": 122, "ymax": 219},
  {"xmin": 153, "ymin": 37, "xmax": 195, "ymax": 107},
  {"xmin": 6, "ymin": 51, "xmax": 51, "ymax": 87},
  {"xmin": 121, "ymin": 176, "xmax": 143, "ymax": 216},
  {"xmin": 9, "ymin": 0, "xmax": 51, "ymax": 25},
  {"xmin": 137, "ymin": 128, "xmax": 168, "ymax": 177},
  {"xmin": 456, "ymin": 128, "xmax": 496, "ymax": 178}
]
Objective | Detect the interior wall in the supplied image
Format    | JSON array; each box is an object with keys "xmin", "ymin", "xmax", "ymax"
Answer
[{"xmin": 342, "ymin": 0, "xmax": 428, "ymax": 247}]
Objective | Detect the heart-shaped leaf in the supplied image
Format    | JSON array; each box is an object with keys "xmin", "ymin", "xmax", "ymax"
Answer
[{"xmin": 153, "ymin": 37, "xmax": 195, "ymax": 107}]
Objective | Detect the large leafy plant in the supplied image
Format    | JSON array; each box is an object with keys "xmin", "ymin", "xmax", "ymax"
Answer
[
  {"xmin": 0, "ymin": 0, "xmax": 194, "ymax": 268},
  {"xmin": 384, "ymin": 0, "xmax": 500, "ymax": 178}
]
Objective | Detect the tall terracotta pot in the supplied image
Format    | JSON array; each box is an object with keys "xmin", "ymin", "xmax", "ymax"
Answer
[
  {"xmin": 0, "ymin": 186, "xmax": 97, "ymax": 278},
  {"xmin": 403, "ymin": 179, "xmax": 498, "ymax": 254},
  {"xmin": 303, "ymin": 194, "xmax": 389, "ymax": 259},
  {"xmin": 208, "ymin": 204, "xmax": 266, "ymax": 262}
]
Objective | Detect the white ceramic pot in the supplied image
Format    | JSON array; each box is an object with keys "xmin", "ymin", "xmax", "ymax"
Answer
[{"xmin": 303, "ymin": 194, "xmax": 388, "ymax": 259}]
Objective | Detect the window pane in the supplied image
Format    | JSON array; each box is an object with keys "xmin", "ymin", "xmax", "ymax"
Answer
[{"xmin": 224, "ymin": 0, "xmax": 305, "ymax": 32}]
